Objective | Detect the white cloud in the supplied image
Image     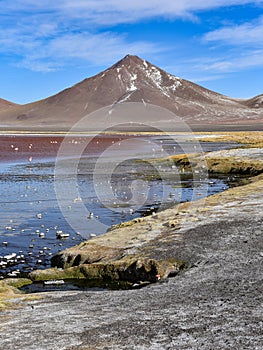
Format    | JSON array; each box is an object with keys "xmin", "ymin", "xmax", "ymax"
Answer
[
  {"xmin": 0, "ymin": 0, "xmax": 263, "ymax": 71},
  {"xmin": 0, "ymin": 1, "xmax": 174, "ymax": 71},
  {"xmin": 200, "ymin": 15, "xmax": 263, "ymax": 74},
  {"xmin": 71, "ymin": 0, "xmax": 263, "ymax": 24},
  {"xmin": 0, "ymin": 27, "xmax": 160, "ymax": 72},
  {"xmin": 48, "ymin": 32, "xmax": 158, "ymax": 63},
  {"xmin": 186, "ymin": 48, "xmax": 263, "ymax": 79},
  {"xmin": 204, "ymin": 16, "xmax": 263, "ymax": 46},
  {"xmin": 1, "ymin": 0, "xmax": 263, "ymax": 25}
]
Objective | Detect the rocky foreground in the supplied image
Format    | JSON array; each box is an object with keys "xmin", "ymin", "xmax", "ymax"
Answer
[{"xmin": 0, "ymin": 140, "xmax": 263, "ymax": 349}]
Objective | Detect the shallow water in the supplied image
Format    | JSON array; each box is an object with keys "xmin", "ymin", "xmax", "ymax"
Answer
[
  {"xmin": 20, "ymin": 278, "xmax": 132, "ymax": 293},
  {"xmin": 0, "ymin": 134, "xmax": 241, "ymax": 277}
]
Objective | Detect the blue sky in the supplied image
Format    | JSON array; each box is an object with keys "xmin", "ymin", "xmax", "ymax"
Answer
[{"xmin": 0, "ymin": 1, "xmax": 263, "ymax": 104}]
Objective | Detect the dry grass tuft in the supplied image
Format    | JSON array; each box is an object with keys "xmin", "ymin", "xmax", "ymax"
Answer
[
  {"xmin": 0, "ymin": 279, "xmax": 40, "ymax": 311},
  {"xmin": 195, "ymin": 131, "xmax": 263, "ymax": 148}
]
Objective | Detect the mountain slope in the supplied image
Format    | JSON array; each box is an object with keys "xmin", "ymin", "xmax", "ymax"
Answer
[
  {"xmin": 0, "ymin": 55, "xmax": 262, "ymax": 130},
  {"xmin": 242, "ymin": 94, "xmax": 263, "ymax": 109},
  {"xmin": 0, "ymin": 98, "xmax": 18, "ymax": 111}
]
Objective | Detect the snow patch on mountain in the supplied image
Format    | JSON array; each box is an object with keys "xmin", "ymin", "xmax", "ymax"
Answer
[
  {"xmin": 131, "ymin": 74, "xmax": 137, "ymax": 81},
  {"xmin": 142, "ymin": 66, "xmax": 182, "ymax": 98},
  {"xmin": 143, "ymin": 66, "xmax": 169, "ymax": 96},
  {"xmin": 124, "ymin": 72, "xmax": 137, "ymax": 92},
  {"xmin": 128, "ymin": 82, "xmax": 137, "ymax": 92},
  {"xmin": 113, "ymin": 58, "xmax": 183, "ymax": 100},
  {"xmin": 117, "ymin": 91, "xmax": 135, "ymax": 104}
]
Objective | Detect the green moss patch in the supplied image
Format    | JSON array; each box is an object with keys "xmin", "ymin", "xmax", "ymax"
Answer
[
  {"xmin": 168, "ymin": 152, "xmax": 263, "ymax": 176},
  {"xmin": 29, "ymin": 266, "xmax": 86, "ymax": 282},
  {"xmin": 30, "ymin": 257, "xmax": 183, "ymax": 285}
]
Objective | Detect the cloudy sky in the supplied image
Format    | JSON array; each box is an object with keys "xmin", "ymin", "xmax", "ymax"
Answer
[{"xmin": 0, "ymin": 1, "xmax": 263, "ymax": 103}]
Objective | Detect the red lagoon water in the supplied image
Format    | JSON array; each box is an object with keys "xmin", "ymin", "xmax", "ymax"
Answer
[
  {"xmin": 0, "ymin": 134, "xmax": 241, "ymax": 277},
  {"xmin": 0, "ymin": 134, "xmax": 141, "ymax": 164}
]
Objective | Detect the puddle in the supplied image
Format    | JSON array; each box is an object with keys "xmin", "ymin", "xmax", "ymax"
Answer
[{"xmin": 20, "ymin": 278, "xmax": 133, "ymax": 293}]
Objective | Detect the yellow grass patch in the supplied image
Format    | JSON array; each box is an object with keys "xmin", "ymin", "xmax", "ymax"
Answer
[
  {"xmin": 195, "ymin": 131, "xmax": 263, "ymax": 148},
  {"xmin": 0, "ymin": 279, "xmax": 38, "ymax": 311}
]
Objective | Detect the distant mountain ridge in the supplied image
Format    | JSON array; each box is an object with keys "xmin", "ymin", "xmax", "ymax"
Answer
[
  {"xmin": 0, "ymin": 55, "xmax": 262, "ymax": 130},
  {"xmin": 242, "ymin": 94, "xmax": 263, "ymax": 109},
  {"xmin": 0, "ymin": 98, "xmax": 18, "ymax": 111}
]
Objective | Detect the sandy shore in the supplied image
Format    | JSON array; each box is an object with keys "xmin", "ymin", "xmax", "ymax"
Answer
[{"xmin": 0, "ymin": 121, "xmax": 263, "ymax": 133}]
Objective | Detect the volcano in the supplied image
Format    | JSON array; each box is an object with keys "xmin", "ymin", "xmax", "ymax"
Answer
[{"xmin": 0, "ymin": 55, "xmax": 262, "ymax": 131}]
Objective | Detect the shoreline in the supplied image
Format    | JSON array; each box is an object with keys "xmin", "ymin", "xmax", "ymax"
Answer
[
  {"xmin": 26, "ymin": 145, "xmax": 263, "ymax": 284},
  {"xmin": 0, "ymin": 132, "xmax": 246, "ymax": 278},
  {"xmin": 0, "ymin": 128, "xmax": 263, "ymax": 135},
  {"xmin": 1, "ymin": 131, "xmax": 263, "ymax": 349},
  {"xmin": 1, "ymin": 134, "xmax": 263, "ymax": 284},
  {"xmin": 1, "ymin": 149, "xmax": 263, "ymax": 349},
  {"xmin": 0, "ymin": 130, "xmax": 262, "ymax": 149}
]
